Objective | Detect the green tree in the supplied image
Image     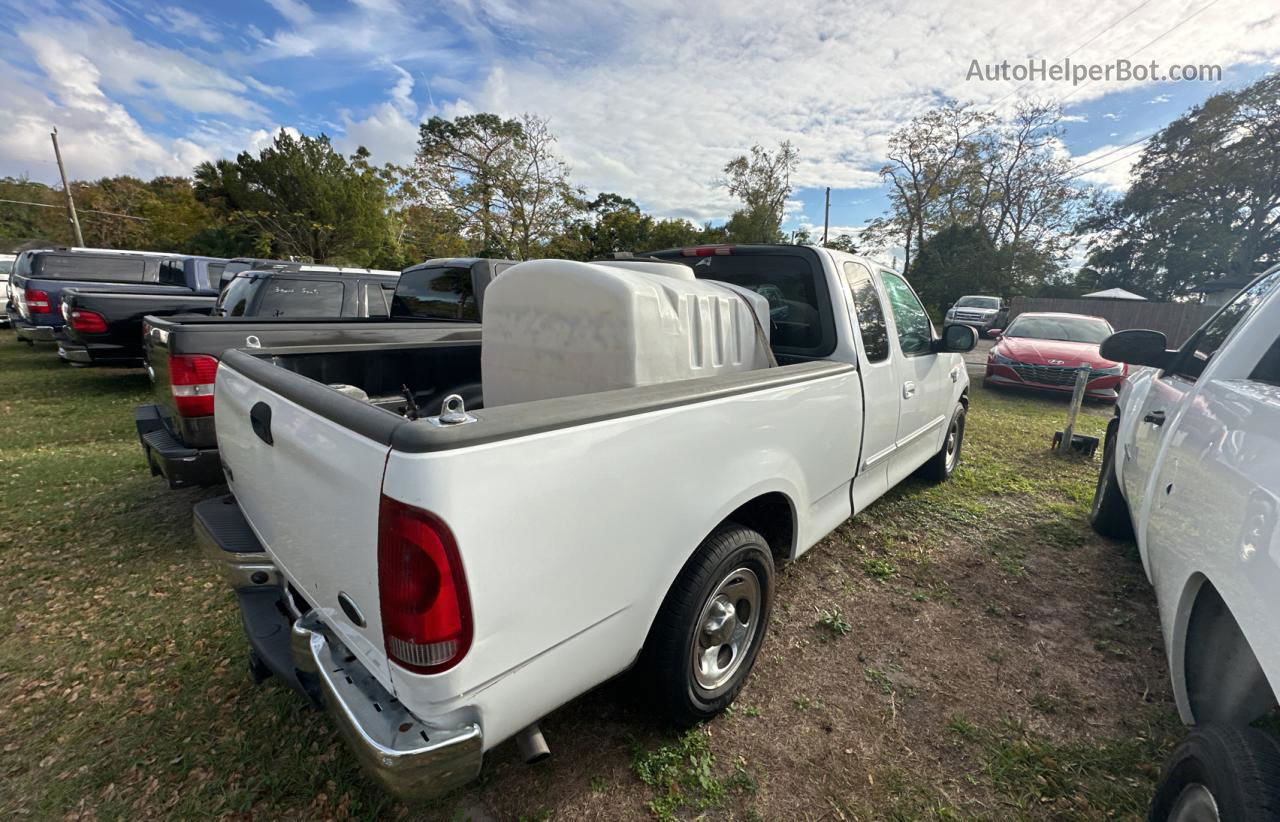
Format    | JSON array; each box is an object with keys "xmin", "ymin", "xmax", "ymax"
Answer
[
  {"xmin": 411, "ymin": 113, "xmax": 578, "ymax": 259},
  {"xmin": 194, "ymin": 132, "xmax": 391, "ymax": 264},
  {"xmin": 1078, "ymin": 73, "xmax": 1280, "ymax": 298},
  {"xmin": 721, "ymin": 141, "xmax": 799, "ymax": 243},
  {"xmin": 909, "ymin": 223, "xmax": 1000, "ymax": 311}
]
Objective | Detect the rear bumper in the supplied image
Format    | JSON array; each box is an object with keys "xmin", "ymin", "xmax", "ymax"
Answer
[
  {"xmin": 193, "ymin": 496, "xmax": 484, "ymax": 800},
  {"xmin": 12, "ymin": 318, "xmax": 57, "ymax": 342},
  {"xmin": 59, "ymin": 340, "xmax": 141, "ymax": 366},
  {"xmin": 135, "ymin": 404, "xmax": 223, "ymax": 488}
]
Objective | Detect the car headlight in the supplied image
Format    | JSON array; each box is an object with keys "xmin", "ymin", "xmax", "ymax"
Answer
[{"xmin": 990, "ymin": 351, "xmax": 1017, "ymax": 365}]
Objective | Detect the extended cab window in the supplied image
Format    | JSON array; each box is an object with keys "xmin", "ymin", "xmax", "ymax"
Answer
[
  {"xmin": 33, "ymin": 254, "xmax": 148, "ymax": 282},
  {"xmin": 880, "ymin": 271, "xmax": 934, "ymax": 355},
  {"xmin": 159, "ymin": 260, "xmax": 186, "ymax": 286},
  {"xmin": 843, "ymin": 262, "xmax": 889, "ymax": 363},
  {"xmin": 366, "ymin": 282, "xmax": 391, "ymax": 317},
  {"xmin": 1170, "ymin": 268, "xmax": 1280, "ymax": 381},
  {"xmin": 256, "ymin": 279, "xmax": 345, "ymax": 317},
  {"xmin": 392, "ymin": 266, "xmax": 478, "ymax": 321}
]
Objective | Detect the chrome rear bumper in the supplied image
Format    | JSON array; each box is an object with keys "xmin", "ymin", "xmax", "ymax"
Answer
[
  {"xmin": 299, "ymin": 623, "xmax": 484, "ymax": 800},
  {"xmin": 194, "ymin": 495, "xmax": 483, "ymax": 799}
]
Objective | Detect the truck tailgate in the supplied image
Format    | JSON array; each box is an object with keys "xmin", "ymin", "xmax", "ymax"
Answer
[{"xmin": 215, "ymin": 356, "xmax": 397, "ymax": 688}]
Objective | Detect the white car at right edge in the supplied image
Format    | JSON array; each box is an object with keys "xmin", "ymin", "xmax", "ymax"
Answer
[{"xmin": 1090, "ymin": 264, "xmax": 1280, "ymax": 822}]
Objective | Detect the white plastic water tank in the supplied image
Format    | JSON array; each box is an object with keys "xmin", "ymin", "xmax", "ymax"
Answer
[{"xmin": 481, "ymin": 259, "xmax": 772, "ymax": 406}]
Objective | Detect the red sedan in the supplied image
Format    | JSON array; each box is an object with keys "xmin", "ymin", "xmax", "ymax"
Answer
[{"xmin": 983, "ymin": 312, "xmax": 1127, "ymax": 402}]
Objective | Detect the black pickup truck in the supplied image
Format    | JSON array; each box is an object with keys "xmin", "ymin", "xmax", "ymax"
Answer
[
  {"xmin": 135, "ymin": 257, "xmax": 509, "ymax": 488},
  {"xmin": 7, "ymin": 248, "xmax": 218, "ymax": 348},
  {"xmin": 58, "ymin": 257, "xmax": 228, "ymax": 366}
]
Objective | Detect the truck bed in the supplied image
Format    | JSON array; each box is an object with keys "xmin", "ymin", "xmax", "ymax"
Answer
[
  {"xmin": 215, "ymin": 345, "xmax": 860, "ymax": 750},
  {"xmin": 60, "ymin": 288, "xmax": 218, "ymax": 365}
]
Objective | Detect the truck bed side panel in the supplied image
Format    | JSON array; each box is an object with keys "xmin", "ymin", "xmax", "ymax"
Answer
[{"xmin": 380, "ymin": 365, "xmax": 862, "ymax": 743}]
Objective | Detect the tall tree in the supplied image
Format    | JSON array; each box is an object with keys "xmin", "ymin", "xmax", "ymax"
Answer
[
  {"xmin": 863, "ymin": 101, "xmax": 1082, "ymax": 293},
  {"xmin": 721, "ymin": 141, "xmax": 799, "ymax": 243},
  {"xmin": 194, "ymin": 132, "xmax": 392, "ymax": 264},
  {"xmin": 1079, "ymin": 73, "xmax": 1280, "ymax": 298},
  {"xmin": 411, "ymin": 113, "xmax": 577, "ymax": 259}
]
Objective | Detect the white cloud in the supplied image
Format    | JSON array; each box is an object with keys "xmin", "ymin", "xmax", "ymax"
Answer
[
  {"xmin": 1070, "ymin": 141, "xmax": 1147, "ymax": 191},
  {"xmin": 1102, "ymin": 112, "xmax": 1121, "ymax": 120},
  {"xmin": 265, "ymin": 0, "xmax": 314, "ymax": 25},
  {"xmin": 1148, "ymin": 93, "xmax": 1172, "ymax": 104},
  {"xmin": 145, "ymin": 6, "xmax": 221, "ymax": 44},
  {"xmin": 443, "ymin": 0, "xmax": 1280, "ymax": 219}
]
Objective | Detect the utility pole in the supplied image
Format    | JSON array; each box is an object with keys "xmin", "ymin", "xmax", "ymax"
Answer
[
  {"xmin": 50, "ymin": 128, "xmax": 84, "ymax": 247},
  {"xmin": 822, "ymin": 186, "xmax": 830, "ymax": 245}
]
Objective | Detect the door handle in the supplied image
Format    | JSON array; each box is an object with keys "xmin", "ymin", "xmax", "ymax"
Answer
[
  {"xmin": 902, "ymin": 381, "xmax": 917, "ymax": 399},
  {"xmin": 250, "ymin": 401, "xmax": 274, "ymax": 445},
  {"xmin": 1143, "ymin": 410, "xmax": 1166, "ymax": 427}
]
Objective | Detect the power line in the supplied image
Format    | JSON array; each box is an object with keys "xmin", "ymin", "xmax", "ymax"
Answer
[
  {"xmin": 987, "ymin": 0, "xmax": 1157, "ymax": 111},
  {"xmin": 0, "ymin": 197, "xmax": 151, "ymax": 221},
  {"xmin": 1056, "ymin": 0, "xmax": 1225, "ymax": 106}
]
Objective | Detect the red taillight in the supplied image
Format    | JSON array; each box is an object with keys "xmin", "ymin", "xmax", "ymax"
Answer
[
  {"xmin": 169, "ymin": 354, "xmax": 219, "ymax": 417},
  {"xmin": 377, "ymin": 495, "xmax": 472, "ymax": 675},
  {"xmin": 681, "ymin": 245, "xmax": 735, "ymax": 257},
  {"xmin": 68, "ymin": 309, "xmax": 108, "ymax": 334},
  {"xmin": 25, "ymin": 288, "xmax": 51, "ymax": 314}
]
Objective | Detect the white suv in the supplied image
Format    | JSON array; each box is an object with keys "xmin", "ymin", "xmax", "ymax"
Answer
[{"xmin": 1091, "ymin": 265, "xmax": 1280, "ymax": 820}]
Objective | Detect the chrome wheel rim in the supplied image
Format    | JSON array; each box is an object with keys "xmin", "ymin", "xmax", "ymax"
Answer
[
  {"xmin": 944, "ymin": 411, "xmax": 964, "ymax": 472},
  {"xmin": 691, "ymin": 567, "xmax": 761, "ymax": 692},
  {"xmin": 1168, "ymin": 783, "xmax": 1220, "ymax": 822}
]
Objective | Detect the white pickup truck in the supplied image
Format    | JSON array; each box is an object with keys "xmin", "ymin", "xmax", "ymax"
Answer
[
  {"xmin": 195, "ymin": 244, "xmax": 978, "ymax": 799},
  {"xmin": 1089, "ymin": 264, "xmax": 1280, "ymax": 821}
]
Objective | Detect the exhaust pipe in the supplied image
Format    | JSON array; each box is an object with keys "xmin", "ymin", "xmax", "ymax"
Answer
[{"xmin": 515, "ymin": 723, "xmax": 550, "ymax": 764}]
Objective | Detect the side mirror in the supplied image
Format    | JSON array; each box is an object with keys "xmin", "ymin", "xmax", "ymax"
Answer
[
  {"xmin": 934, "ymin": 323, "xmax": 978, "ymax": 353},
  {"xmin": 1099, "ymin": 329, "xmax": 1174, "ymax": 369},
  {"xmin": 988, "ymin": 328, "xmax": 1003, "ymax": 338}
]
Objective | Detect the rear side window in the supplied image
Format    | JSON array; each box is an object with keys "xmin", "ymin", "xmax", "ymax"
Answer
[
  {"xmin": 255, "ymin": 279, "xmax": 345, "ymax": 317},
  {"xmin": 1252, "ymin": 334, "xmax": 1280, "ymax": 387},
  {"xmin": 843, "ymin": 262, "xmax": 889, "ymax": 363},
  {"xmin": 32, "ymin": 254, "xmax": 148, "ymax": 282},
  {"xmin": 392, "ymin": 266, "xmax": 479, "ymax": 321},
  {"xmin": 881, "ymin": 271, "xmax": 934, "ymax": 356},
  {"xmin": 1171, "ymin": 268, "xmax": 1280, "ymax": 381},
  {"xmin": 205, "ymin": 263, "xmax": 225, "ymax": 290},
  {"xmin": 215, "ymin": 276, "xmax": 256, "ymax": 316},
  {"xmin": 365, "ymin": 282, "xmax": 390, "ymax": 317},
  {"xmin": 159, "ymin": 259, "xmax": 186, "ymax": 286}
]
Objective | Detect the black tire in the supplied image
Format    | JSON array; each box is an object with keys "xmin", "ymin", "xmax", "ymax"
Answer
[
  {"xmin": 644, "ymin": 524, "xmax": 774, "ymax": 725},
  {"xmin": 1149, "ymin": 725, "xmax": 1280, "ymax": 821},
  {"xmin": 1090, "ymin": 417, "xmax": 1135, "ymax": 540},
  {"xmin": 919, "ymin": 401, "xmax": 966, "ymax": 482}
]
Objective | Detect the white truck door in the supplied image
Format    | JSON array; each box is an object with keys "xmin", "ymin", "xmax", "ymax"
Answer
[
  {"xmin": 1128, "ymin": 269, "xmax": 1280, "ymax": 534},
  {"xmin": 841, "ymin": 262, "xmax": 898, "ymax": 488},
  {"xmin": 878, "ymin": 270, "xmax": 950, "ymax": 483}
]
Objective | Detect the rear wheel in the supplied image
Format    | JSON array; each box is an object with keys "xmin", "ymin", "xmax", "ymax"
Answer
[
  {"xmin": 920, "ymin": 402, "xmax": 966, "ymax": 482},
  {"xmin": 1090, "ymin": 418, "xmax": 1134, "ymax": 540},
  {"xmin": 644, "ymin": 525, "xmax": 774, "ymax": 725},
  {"xmin": 1149, "ymin": 725, "xmax": 1280, "ymax": 821}
]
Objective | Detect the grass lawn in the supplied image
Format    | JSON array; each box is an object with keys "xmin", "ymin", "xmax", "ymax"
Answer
[{"xmin": 0, "ymin": 337, "xmax": 1181, "ymax": 819}]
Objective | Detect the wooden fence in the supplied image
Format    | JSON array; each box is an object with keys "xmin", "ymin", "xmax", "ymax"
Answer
[{"xmin": 1006, "ymin": 297, "xmax": 1215, "ymax": 345}]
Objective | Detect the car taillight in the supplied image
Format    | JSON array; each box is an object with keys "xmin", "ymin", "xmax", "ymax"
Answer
[
  {"xmin": 378, "ymin": 495, "xmax": 472, "ymax": 675},
  {"xmin": 169, "ymin": 354, "xmax": 219, "ymax": 417},
  {"xmin": 680, "ymin": 245, "xmax": 735, "ymax": 257},
  {"xmin": 25, "ymin": 288, "xmax": 51, "ymax": 314},
  {"xmin": 68, "ymin": 309, "xmax": 108, "ymax": 334}
]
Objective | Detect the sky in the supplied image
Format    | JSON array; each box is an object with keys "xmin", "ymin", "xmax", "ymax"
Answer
[{"xmin": 0, "ymin": 0, "xmax": 1277, "ymax": 253}]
